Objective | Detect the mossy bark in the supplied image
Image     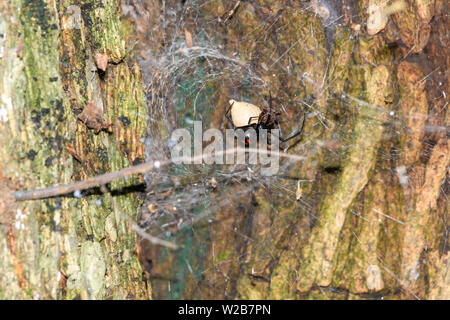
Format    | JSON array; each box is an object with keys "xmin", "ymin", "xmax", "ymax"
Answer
[{"xmin": 0, "ymin": 0, "xmax": 148, "ymax": 299}]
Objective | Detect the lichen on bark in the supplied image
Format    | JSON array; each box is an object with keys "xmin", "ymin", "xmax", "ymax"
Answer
[{"xmin": 0, "ymin": 0, "xmax": 148, "ymax": 299}]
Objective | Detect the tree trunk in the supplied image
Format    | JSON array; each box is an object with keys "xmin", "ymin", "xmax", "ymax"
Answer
[
  {"xmin": 0, "ymin": 0, "xmax": 149, "ymax": 299},
  {"xmin": 0, "ymin": 0, "xmax": 447, "ymax": 301},
  {"xmin": 133, "ymin": 0, "xmax": 448, "ymax": 299}
]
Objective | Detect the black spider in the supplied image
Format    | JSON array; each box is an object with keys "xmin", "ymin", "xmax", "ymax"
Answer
[{"xmin": 225, "ymin": 92, "xmax": 305, "ymax": 143}]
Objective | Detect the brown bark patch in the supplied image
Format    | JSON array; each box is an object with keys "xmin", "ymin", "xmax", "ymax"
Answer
[
  {"xmin": 95, "ymin": 52, "xmax": 109, "ymax": 72},
  {"xmin": 0, "ymin": 171, "xmax": 18, "ymax": 225},
  {"xmin": 78, "ymin": 100, "xmax": 112, "ymax": 134}
]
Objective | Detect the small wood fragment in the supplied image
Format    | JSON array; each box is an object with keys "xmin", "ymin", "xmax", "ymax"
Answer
[
  {"xmin": 95, "ymin": 52, "xmax": 109, "ymax": 72},
  {"xmin": 66, "ymin": 143, "xmax": 83, "ymax": 162},
  {"xmin": 77, "ymin": 100, "xmax": 112, "ymax": 134},
  {"xmin": 296, "ymin": 180, "xmax": 302, "ymax": 201},
  {"xmin": 184, "ymin": 28, "xmax": 193, "ymax": 48},
  {"xmin": 221, "ymin": 0, "xmax": 240, "ymax": 23},
  {"xmin": 209, "ymin": 177, "xmax": 217, "ymax": 189}
]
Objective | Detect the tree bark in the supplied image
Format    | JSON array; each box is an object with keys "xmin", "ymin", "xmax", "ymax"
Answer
[
  {"xmin": 0, "ymin": 0, "xmax": 448, "ymax": 300},
  {"xmin": 0, "ymin": 0, "xmax": 149, "ymax": 299},
  {"xmin": 134, "ymin": 0, "xmax": 448, "ymax": 300}
]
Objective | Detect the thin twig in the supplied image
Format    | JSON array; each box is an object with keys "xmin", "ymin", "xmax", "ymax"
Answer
[
  {"xmin": 12, "ymin": 148, "xmax": 306, "ymax": 201},
  {"xmin": 373, "ymin": 208, "xmax": 405, "ymax": 225},
  {"xmin": 222, "ymin": 0, "xmax": 241, "ymax": 23},
  {"xmin": 131, "ymin": 222, "xmax": 180, "ymax": 250}
]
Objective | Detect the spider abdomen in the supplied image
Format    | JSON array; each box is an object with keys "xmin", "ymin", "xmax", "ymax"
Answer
[{"xmin": 229, "ymin": 100, "xmax": 262, "ymax": 127}]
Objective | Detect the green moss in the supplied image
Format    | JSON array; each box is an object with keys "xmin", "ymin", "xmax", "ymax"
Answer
[
  {"xmin": 0, "ymin": 0, "xmax": 148, "ymax": 299},
  {"xmin": 296, "ymin": 64, "xmax": 393, "ymax": 292},
  {"xmin": 80, "ymin": 241, "xmax": 106, "ymax": 299},
  {"xmin": 215, "ymin": 250, "xmax": 231, "ymax": 263}
]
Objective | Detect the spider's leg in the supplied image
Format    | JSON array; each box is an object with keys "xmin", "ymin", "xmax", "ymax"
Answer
[
  {"xmin": 243, "ymin": 124, "xmax": 257, "ymax": 131},
  {"xmin": 247, "ymin": 116, "xmax": 259, "ymax": 125},
  {"xmin": 225, "ymin": 102, "xmax": 235, "ymax": 129},
  {"xmin": 278, "ymin": 113, "xmax": 306, "ymax": 143},
  {"xmin": 269, "ymin": 90, "xmax": 273, "ymax": 113}
]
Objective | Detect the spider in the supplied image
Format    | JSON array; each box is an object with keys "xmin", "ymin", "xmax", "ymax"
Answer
[{"xmin": 225, "ymin": 93, "xmax": 305, "ymax": 143}]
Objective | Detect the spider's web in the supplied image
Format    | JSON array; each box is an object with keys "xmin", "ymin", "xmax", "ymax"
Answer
[{"xmin": 126, "ymin": 0, "xmax": 449, "ymax": 299}]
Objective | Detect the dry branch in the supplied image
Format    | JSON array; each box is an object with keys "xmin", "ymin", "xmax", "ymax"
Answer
[{"xmin": 12, "ymin": 148, "xmax": 306, "ymax": 201}]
